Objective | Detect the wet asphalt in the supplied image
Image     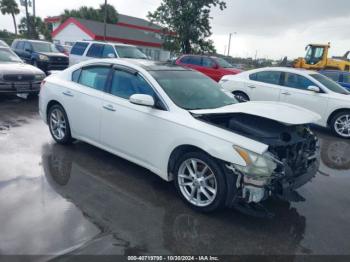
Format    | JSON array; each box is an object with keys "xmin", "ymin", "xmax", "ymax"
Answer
[{"xmin": 0, "ymin": 95, "xmax": 350, "ymax": 258}]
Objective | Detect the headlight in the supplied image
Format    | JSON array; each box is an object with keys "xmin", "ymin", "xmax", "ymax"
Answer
[
  {"xmin": 233, "ymin": 146, "xmax": 277, "ymax": 177},
  {"xmin": 38, "ymin": 54, "xmax": 49, "ymax": 61},
  {"xmin": 35, "ymin": 74, "xmax": 46, "ymax": 80}
]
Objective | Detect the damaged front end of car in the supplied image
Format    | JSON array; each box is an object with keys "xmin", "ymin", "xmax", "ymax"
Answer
[{"xmin": 196, "ymin": 113, "xmax": 320, "ymax": 216}]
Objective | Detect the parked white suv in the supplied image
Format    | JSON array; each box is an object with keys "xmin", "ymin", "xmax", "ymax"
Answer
[
  {"xmin": 220, "ymin": 67, "xmax": 350, "ymax": 138},
  {"xmin": 39, "ymin": 59, "xmax": 320, "ymax": 213},
  {"xmin": 69, "ymin": 41, "xmax": 148, "ymax": 66}
]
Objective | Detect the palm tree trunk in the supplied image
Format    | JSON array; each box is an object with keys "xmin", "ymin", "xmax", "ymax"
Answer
[{"xmin": 11, "ymin": 13, "xmax": 17, "ymax": 35}]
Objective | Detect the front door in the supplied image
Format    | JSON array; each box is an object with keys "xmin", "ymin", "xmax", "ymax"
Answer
[
  {"xmin": 279, "ymin": 72, "xmax": 329, "ymax": 122},
  {"xmin": 100, "ymin": 66, "xmax": 168, "ymax": 167}
]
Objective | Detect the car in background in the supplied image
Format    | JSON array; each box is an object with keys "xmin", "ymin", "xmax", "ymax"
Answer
[
  {"xmin": 69, "ymin": 41, "xmax": 148, "ymax": 66},
  {"xmin": 11, "ymin": 39, "xmax": 69, "ymax": 74},
  {"xmin": 220, "ymin": 67, "xmax": 350, "ymax": 138},
  {"xmin": 175, "ymin": 55, "xmax": 242, "ymax": 82},
  {"xmin": 0, "ymin": 45, "xmax": 45, "ymax": 95},
  {"xmin": 0, "ymin": 40, "xmax": 9, "ymax": 48},
  {"xmin": 55, "ymin": 44, "xmax": 72, "ymax": 56},
  {"xmin": 320, "ymin": 70, "xmax": 350, "ymax": 91},
  {"xmin": 39, "ymin": 59, "xmax": 320, "ymax": 213}
]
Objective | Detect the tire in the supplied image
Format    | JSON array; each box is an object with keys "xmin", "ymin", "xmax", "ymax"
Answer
[
  {"xmin": 48, "ymin": 104, "xmax": 73, "ymax": 144},
  {"xmin": 173, "ymin": 151, "xmax": 227, "ymax": 212},
  {"xmin": 233, "ymin": 91, "xmax": 249, "ymax": 103},
  {"xmin": 330, "ymin": 110, "xmax": 350, "ymax": 139}
]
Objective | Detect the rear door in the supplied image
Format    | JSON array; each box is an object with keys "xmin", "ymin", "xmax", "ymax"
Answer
[
  {"xmin": 279, "ymin": 72, "xmax": 329, "ymax": 119},
  {"xmin": 201, "ymin": 57, "xmax": 222, "ymax": 81},
  {"xmin": 245, "ymin": 71, "xmax": 283, "ymax": 101},
  {"xmin": 64, "ymin": 64, "xmax": 112, "ymax": 143}
]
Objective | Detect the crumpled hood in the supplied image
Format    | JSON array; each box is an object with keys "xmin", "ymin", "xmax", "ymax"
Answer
[
  {"xmin": 190, "ymin": 101, "xmax": 321, "ymax": 125},
  {"xmin": 0, "ymin": 62, "xmax": 44, "ymax": 76}
]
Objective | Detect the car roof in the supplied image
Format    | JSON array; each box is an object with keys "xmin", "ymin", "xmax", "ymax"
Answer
[
  {"xmin": 121, "ymin": 59, "xmax": 190, "ymax": 71},
  {"xmin": 14, "ymin": 39, "xmax": 51, "ymax": 44},
  {"xmin": 76, "ymin": 40, "xmax": 135, "ymax": 47},
  {"xmin": 249, "ymin": 67, "xmax": 318, "ymax": 75}
]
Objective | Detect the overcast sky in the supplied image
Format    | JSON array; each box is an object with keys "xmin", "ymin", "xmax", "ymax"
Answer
[{"xmin": 1, "ymin": 0, "xmax": 350, "ymax": 59}]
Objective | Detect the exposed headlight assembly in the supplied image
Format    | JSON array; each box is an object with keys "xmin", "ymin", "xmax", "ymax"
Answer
[
  {"xmin": 38, "ymin": 54, "xmax": 49, "ymax": 61},
  {"xmin": 233, "ymin": 146, "xmax": 277, "ymax": 178}
]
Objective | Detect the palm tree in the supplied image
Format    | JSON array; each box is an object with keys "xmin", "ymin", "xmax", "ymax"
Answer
[{"xmin": 0, "ymin": 0, "xmax": 20, "ymax": 35}]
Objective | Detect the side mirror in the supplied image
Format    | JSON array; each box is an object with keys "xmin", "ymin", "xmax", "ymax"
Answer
[
  {"xmin": 129, "ymin": 94, "xmax": 155, "ymax": 107},
  {"xmin": 107, "ymin": 53, "xmax": 116, "ymax": 58},
  {"xmin": 307, "ymin": 85, "xmax": 320, "ymax": 92}
]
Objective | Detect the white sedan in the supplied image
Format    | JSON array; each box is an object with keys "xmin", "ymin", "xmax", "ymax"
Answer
[
  {"xmin": 220, "ymin": 67, "xmax": 350, "ymax": 138},
  {"xmin": 39, "ymin": 59, "xmax": 320, "ymax": 213}
]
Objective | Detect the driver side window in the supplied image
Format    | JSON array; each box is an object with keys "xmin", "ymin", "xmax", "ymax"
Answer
[
  {"xmin": 109, "ymin": 69, "xmax": 156, "ymax": 99},
  {"xmin": 283, "ymin": 73, "xmax": 315, "ymax": 90}
]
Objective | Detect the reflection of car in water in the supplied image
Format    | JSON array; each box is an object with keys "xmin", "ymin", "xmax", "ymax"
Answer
[
  {"xmin": 321, "ymin": 135, "xmax": 350, "ymax": 170},
  {"xmin": 42, "ymin": 142, "xmax": 307, "ymax": 255}
]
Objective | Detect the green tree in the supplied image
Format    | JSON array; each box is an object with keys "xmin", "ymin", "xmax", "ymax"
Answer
[
  {"xmin": 0, "ymin": 0, "xmax": 20, "ymax": 35},
  {"xmin": 19, "ymin": 16, "xmax": 52, "ymax": 40},
  {"xmin": 61, "ymin": 4, "xmax": 118, "ymax": 24},
  {"xmin": 148, "ymin": 0, "xmax": 226, "ymax": 54}
]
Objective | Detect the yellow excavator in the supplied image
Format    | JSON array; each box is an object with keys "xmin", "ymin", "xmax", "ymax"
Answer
[{"xmin": 293, "ymin": 43, "xmax": 350, "ymax": 72}]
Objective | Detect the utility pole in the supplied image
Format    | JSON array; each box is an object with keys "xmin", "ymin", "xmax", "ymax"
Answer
[
  {"xmin": 23, "ymin": 0, "xmax": 31, "ymax": 38},
  {"xmin": 32, "ymin": 0, "xmax": 35, "ymax": 18},
  {"xmin": 103, "ymin": 0, "xmax": 107, "ymax": 41},
  {"xmin": 227, "ymin": 32, "xmax": 237, "ymax": 57}
]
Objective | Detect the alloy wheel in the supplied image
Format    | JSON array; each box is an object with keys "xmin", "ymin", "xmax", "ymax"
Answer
[
  {"xmin": 50, "ymin": 108, "xmax": 67, "ymax": 140},
  {"xmin": 334, "ymin": 114, "xmax": 350, "ymax": 138},
  {"xmin": 177, "ymin": 158, "xmax": 217, "ymax": 207}
]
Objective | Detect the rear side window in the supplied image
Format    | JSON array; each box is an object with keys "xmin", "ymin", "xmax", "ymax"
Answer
[
  {"xmin": 78, "ymin": 66, "xmax": 110, "ymax": 91},
  {"xmin": 343, "ymin": 74, "xmax": 350, "ymax": 84},
  {"xmin": 250, "ymin": 71, "xmax": 282, "ymax": 85},
  {"xmin": 72, "ymin": 69, "xmax": 81, "ymax": 82},
  {"xmin": 188, "ymin": 56, "xmax": 202, "ymax": 66},
  {"xmin": 16, "ymin": 41, "xmax": 24, "ymax": 50},
  {"xmin": 86, "ymin": 44, "xmax": 104, "ymax": 58},
  {"xmin": 202, "ymin": 57, "xmax": 215, "ymax": 67},
  {"xmin": 71, "ymin": 42, "xmax": 89, "ymax": 56},
  {"xmin": 283, "ymin": 73, "xmax": 315, "ymax": 90},
  {"xmin": 322, "ymin": 71, "xmax": 340, "ymax": 82}
]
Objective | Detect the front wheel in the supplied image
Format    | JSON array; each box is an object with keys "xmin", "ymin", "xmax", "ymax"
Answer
[
  {"xmin": 48, "ymin": 104, "xmax": 73, "ymax": 144},
  {"xmin": 174, "ymin": 152, "xmax": 227, "ymax": 212},
  {"xmin": 233, "ymin": 91, "xmax": 250, "ymax": 103},
  {"xmin": 330, "ymin": 111, "xmax": 350, "ymax": 139}
]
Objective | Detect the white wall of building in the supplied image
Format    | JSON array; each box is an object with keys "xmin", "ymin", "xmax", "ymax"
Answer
[{"xmin": 52, "ymin": 23, "xmax": 93, "ymax": 46}]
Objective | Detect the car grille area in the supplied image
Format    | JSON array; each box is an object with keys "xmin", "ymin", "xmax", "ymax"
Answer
[
  {"xmin": 3, "ymin": 74, "xmax": 35, "ymax": 82},
  {"xmin": 0, "ymin": 74, "xmax": 41, "ymax": 93}
]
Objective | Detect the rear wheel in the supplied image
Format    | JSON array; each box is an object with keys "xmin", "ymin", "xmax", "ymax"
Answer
[
  {"xmin": 48, "ymin": 104, "xmax": 73, "ymax": 144},
  {"xmin": 233, "ymin": 91, "xmax": 249, "ymax": 102},
  {"xmin": 174, "ymin": 151, "xmax": 227, "ymax": 212},
  {"xmin": 330, "ymin": 110, "xmax": 350, "ymax": 138}
]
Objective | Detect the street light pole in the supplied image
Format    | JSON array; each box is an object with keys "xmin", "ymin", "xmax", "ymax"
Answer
[
  {"xmin": 103, "ymin": 0, "xmax": 107, "ymax": 41},
  {"xmin": 227, "ymin": 32, "xmax": 237, "ymax": 57}
]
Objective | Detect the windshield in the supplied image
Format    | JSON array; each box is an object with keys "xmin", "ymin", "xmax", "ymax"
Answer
[
  {"xmin": 31, "ymin": 42, "xmax": 59, "ymax": 53},
  {"xmin": 215, "ymin": 57, "xmax": 233, "ymax": 68},
  {"xmin": 310, "ymin": 73, "xmax": 350, "ymax": 95},
  {"xmin": 149, "ymin": 70, "xmax": 237, "ymax": 110},
  {"xmin": 0, "ymin": 48, "xmax": 22, "ymax": 63},
  {"xmin": 115, "ymin": 46, "xmax": 147, "ymax": 59},
  {"xmin": 305, "ymin": 46, "xmax": 324, "ymax": 65}
]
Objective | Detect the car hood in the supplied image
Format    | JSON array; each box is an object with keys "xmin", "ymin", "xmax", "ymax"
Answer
[
  {"xmin": 190, "ymin": 101, "xmax": 321, "ymax": 125},
  {"xmin": 37, "ymin": 52, "xmax": 67, "ymax": 58},
  {"xmin": 0, "ymin": 62, "xmax": 44, "ymax": 75}
]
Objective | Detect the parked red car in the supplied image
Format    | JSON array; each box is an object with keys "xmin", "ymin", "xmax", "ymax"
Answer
[{"xmin": 175, "ymin": 55, "xmax": 242, "ymax": 82}]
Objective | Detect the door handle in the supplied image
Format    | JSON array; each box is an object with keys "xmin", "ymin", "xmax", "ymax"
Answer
[
  {"xmin": 103, "ymin": 104, "xmax": 116, "ymax": 112},
  {"xmin": 281, "ymin": 91, "xmax": 291, "ymax": 95},
  {"xmin": 248, "ymin": 85, "xmax": 256, "ymax": 89},
  {"xmin": 62, "ymin": 91, "xmax": 74, "ymax": 97}
]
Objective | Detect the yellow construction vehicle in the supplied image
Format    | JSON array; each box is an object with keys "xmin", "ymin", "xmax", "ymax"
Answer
[{"xmin": 293, "ymin": 43, "xmax": 350, "ymax": 72}]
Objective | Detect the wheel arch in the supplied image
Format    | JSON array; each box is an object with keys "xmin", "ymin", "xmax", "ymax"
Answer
[
  {"xmin": 167, "ymin": 144, "xmax": 212, "ymax": 181},
  {"xmin": 327, "ymin": 108, "xmax": 350, "ymax": 126},
  {"xmin": 46, "ymin": 100, "xmax": 64, "ymax": 123}
]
